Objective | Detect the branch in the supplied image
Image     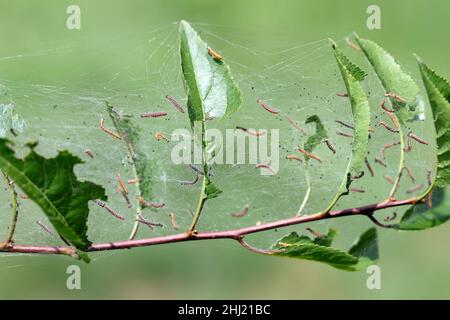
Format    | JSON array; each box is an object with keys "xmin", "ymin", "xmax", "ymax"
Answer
[{"xmin": 0, "ymin": 196, "xmax": 418, "ymax": 256}]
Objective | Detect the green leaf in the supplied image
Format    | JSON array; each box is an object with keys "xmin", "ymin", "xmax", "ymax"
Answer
[
  {"xmin": 354, "ymin": 34, "xmax": 424, "ymax": 124},
  {"xmin": 205, "ymin": 179, "xmax": 222, "ymax": 200},
  {"xmin": 395, "ymin": 187, "xmax": 450, "ymax": 230},
  {"xmin": 304, "ymin": 115, "xmax": 328, "ymax": 155},
  {"xmin": 179, "ymin": 20, "xmax": 242, "ymax": 124},
  {"xmin": 0, "ymin": 139, "xmax": 107, "ymax": 253},
  {"xmin": 271, "ymin": 228, "xmax": 378, "ymax": 271},
  {"xmin": 0, "ymin": 104, "xmax": 26, "ymax": 137},
  {"xmin": 332, "ymin": 49, "xmax": 367, "ymax": 81},
  {"xmin": 416, "ymin": 58, "xmax": 450, "ymax": 188},
  {"xmin": 107, "ymin": 103, "xmax": 154, "ymax": 207},
  {"xmin": 327, "ymin": 40, "xmax": 370, "ymax": 207}
]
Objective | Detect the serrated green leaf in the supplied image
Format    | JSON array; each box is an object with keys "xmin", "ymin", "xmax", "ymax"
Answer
[
  {"xmin": 0, "ymin": 139, "xmax": 107, "ymax": 253},
  {"xmin": 354, "ymin": 34, "xmax": 423, "ymax": 124},
  {"xmin": 416, "ymin": 58, "xmax": 450, "ymax": 188},
  {"xmin": 0, "ymin": 104, "xmax": 26, "ymax": 137},
  {"xmin": 271, "ymin": 228, "xmax": 378, "ymax": 271},
  {"xmin": 333, "ymin": 48, "xmax": 367, "ymax": 81},
  {"xmin": 304, "ymin": 115, "xmax": 328, "ymax": 156},
  {"xmin": 395, "ymin": 187, "xmax": 450, "ymax": 230},
  {"xmin": 179, "ymin": 20, "xmax": 242, "ymax": 124},
  {"xmin": 326, "ymin": 40, "xmax": 370, "ymax": 209}
]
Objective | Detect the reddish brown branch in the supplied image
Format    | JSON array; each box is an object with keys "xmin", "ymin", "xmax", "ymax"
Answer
[{"xmin": 0, "ymin": 197, "xmax": 419, "ymax": 256}]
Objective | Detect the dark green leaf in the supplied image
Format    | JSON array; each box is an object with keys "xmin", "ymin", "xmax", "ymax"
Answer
[
  {"xmin": 395, "ymin": 187, "xmax": 450, "ymax": 230},
  {"xmin": 179, "ymin": 20, "xmax": 242, "ymax": 125},
  {"xmin": 416, "ymin": 58, "xmax": 450, "ymax": 188},
  {"xmin": 304, "ymin": 115, "xmax": 328, "ymax": 156},
  {"xmin": 0, "ymin": 104, "xmax": 26, "ymax": 137},
  {"xmin": 0, "ymin": 139, "xmax": 107, "ymax": 253},
  {"xmin": 205, "ymin": 179, "xmax": 222, "ymax": 200},
  {"xmin": 271, "ymin": 228, "xmax": 378, "ymax": 271}
]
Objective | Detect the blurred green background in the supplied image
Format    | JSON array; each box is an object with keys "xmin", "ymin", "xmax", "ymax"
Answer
[{"xmin": 0, "ymin": 0, "xmax": 449, "ymax": 299}]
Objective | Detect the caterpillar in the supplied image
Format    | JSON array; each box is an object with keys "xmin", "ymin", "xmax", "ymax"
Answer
[
  {"xmin": 236, "ymin": 126, "xmax": 265, "ymax": 137},
  {"xmin": 165, "ymin": 95, "xmax": 185, "ymax": 113},
  {"xmin": 336, "ymin": 93, "xmax": 349, "ymax": 98},
  {"xmin": 256, "ymin": 99, "xmax": 279, "ymax": 114},
  {"xmin": 402, "ymin": 166, "xmax": 416, "ymax": 184},
  {"xmin": 322, "ymin": 139, "xmax": 336, "ymax": 154},
  {"xmin": 136, "ymin": 214, "xmax": 163, "ymax": 229},
  {"xmin": 380, "ymin": 141, "xmax": 401, "ymax": 160},
  {"xmin": 352, "ymin": 171, "xmax": 365, "ymax": 180},
  {"xmin": 169, "ymin": 211, "xmax": 180, "ymax": 230},
  {"xmin": 385, "ymin": 92, "xmax": 406, "ymax": 103},
  {"xmin": 378, "ymin": 121, "xmax": 399, "ymax": 133},
  {"xmin": 286, "ymin": 154, "xmax": 303, "ymax": 162},
  {"xmin": 285, "ymin": 115, "xmax": 306, "ymax": 134},
  {"xmin": 406, "ymin": 184, "xmax": 424, "ymax": 194},
  {"xmin": 117, "ymin": 187, "xmax": 132, "ymax": 209},
  {"xmin": 335, "ymin": 119, "xmax": 355, "ymax": 130},
  {"xmin": 408, "ymin": 132, "xmax": 429, "ymax": 145},
  {"xmin": 84, "ymin": 149, "xmax": 94, "ymax": 158},
  {"xmin": 207, "ymin": 47, "xmax": 222, "ymax": 61},
  {"xmin": 380, "ymin": 99, "xmax": 395, "ymax": 113},
  {"xmin": 139, "ymin": 197, "xmax": 165, "ymax": 209},
  {"xmin": 383, "ymin": 174, "xmax": 395, "ymax": 185},
  {"xmin": 155, "ymin": 131, "xmax": 170, "ymax": 143},
  {"xmin": 231, "ymin": 205, "xmax": 249, "ymax": 218},
  {"xmin": 140, "ymin": 111, "xmax": 168, "ymax": 118},
  {"xmin": 336, "ymin": 131, "xmax": 353, "ymax": 138},
  {"xmin": 365, "ymin": 157, "xmax": 375, "ymax": 177},
  {"xmin": 179, "ymin": 174, "xmax": 200, "ymax": 186},
  {"xmin": 117, "ymin": 174, "xmax": 128, "ymax": 195},
  {"xmin": 127, "ymin": 178, "xmax": 139, "ymax": 184},
  {"xmin": 374, "ymin": 157, "xmax": 387, "ymax": 168},
  {"xmin": 384, "ymin": 212, "xmax": 397, "ymax": 222},
  {"xmin": 298, "ymin": 148, "xmax": 322, "ymax": 162},
  {"xmin": 100, "ymin": 118, "xmax": 122, "ymax": 140},
  {"xmin": 94, "ymin": 199, "xmax": 125, "ymax": 221},
  {"xmin": 345, "ymin": 37, "xmax": 361, "ymax": 51},
  {"xmin": 36, "ymin": 220, "xmax": 54, "ymax": 236},
  {"xmin": 255, "ymin": 163, "xmax": 276, "ymax": 174},
  {"xmin": 349, "ymin": 188, "xmax": 365, "ymax": 193}
]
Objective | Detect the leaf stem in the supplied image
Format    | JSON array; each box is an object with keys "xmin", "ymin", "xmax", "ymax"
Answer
[
  {"xmin": 388, "ymin": 128, "xmax": 406, "ymax": 199},
  {"xmin": 188, "ymin": 176, "xmax": 207, "ymax": 232},
  {"xmin": 296, "ymin": 169, "xmax": 311, "ymax": 216},
  {"xmin": 1, "ymin": 170, "xmax": 19, "ymax": 245}
]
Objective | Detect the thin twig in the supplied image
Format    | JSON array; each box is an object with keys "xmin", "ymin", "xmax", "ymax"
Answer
[
  {"xmin": 0, "ymin": 196, "xmax": 426, "ymax": 255},
  {"xmin": 2, "ymin": 171, "xmax": 19, "ymax": 245}
]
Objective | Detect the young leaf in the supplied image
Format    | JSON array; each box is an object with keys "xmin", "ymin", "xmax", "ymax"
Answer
[
  {"xmin": 0, "ymin": 104, "xmax": 26, "ymax": 137},
  {"xmin": 354, "ymin": 34, "xmax": 424, "ymax": 124},
  {"xmin": 0, "ymin": 139, "xmax": 107, "ymax": 253},
  {"xmin": 106, "ymin": 103, "xmax": 157, "ymax": 239},
  {"xmin": 107, "ymin": 104, "xmax": 154, "ymax": 205},
  {"xmin": 304, "ymin": 115, "xmax": 328, "ymax": 156},
  {"xmin": 271, "ymin": 228, "xmax": 378, "ymax": 271},
  {"xmin": 179, "ymin": 20, "xmax": 242, "ymax": 124},
  {"xmin": 325, "ymin": 40, "xmax": 370, "ymax": 210},
  {"xmin": 416, "ymin": 58, "xmax": 450, "ymax": 188},
  {"xmin": 395, "ymin": 187, "xmax": 450, "ymax": 231}
]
